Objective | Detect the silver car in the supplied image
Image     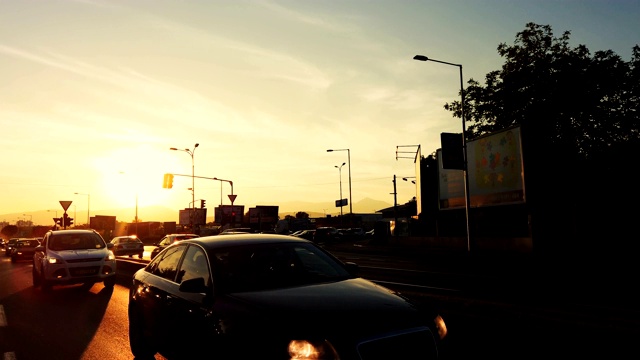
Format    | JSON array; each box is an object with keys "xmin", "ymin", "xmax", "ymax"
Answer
[{"xmin": 32, "ymin": 229, "xmax": 117, "ymax": 291}]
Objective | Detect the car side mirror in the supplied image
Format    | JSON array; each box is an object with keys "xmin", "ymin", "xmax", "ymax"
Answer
[
  {"xmin": 179, "ymin": 277, "xmax": 207, "ymax": 293},
  {"xmin": 35, "ymin": 245, "xmax": 45, "ymax": 252},
  {"xmin": 107, "ymin": 243, "xmax": 114, "ymax": 249}
]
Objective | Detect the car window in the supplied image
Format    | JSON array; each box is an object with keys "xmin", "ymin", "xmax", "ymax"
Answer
[
  {"xmin": 213, "ymin": 243, "xmax": 351, "ymax": 293},
  {"xmin": 177, "ymin": 245, "xmax": 210, "ymax": 286},
  {"xmin": 49, "ymin": 233, "xmax": 106, "ymax": 251},
  {"xmin": 18, "ymin": 240, "xmax": 39, "ymax": 247},
  {"xmin": 148, "ymin": 245, "xmax": 186, "ymax": 282}
]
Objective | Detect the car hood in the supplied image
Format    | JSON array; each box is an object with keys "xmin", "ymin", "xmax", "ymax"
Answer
[
  {"xmin": 219, "ymin": 278, "xmax": 431, "ymax": 339},
  {"xmin": 52, "ymin": 249, "xmax": 108, "ymax": 260}
]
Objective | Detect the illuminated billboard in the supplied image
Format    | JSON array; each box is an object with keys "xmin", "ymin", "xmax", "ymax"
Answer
[{"xmin": 439, "ymin": 126, "xmax": 525, "ymax": 209}]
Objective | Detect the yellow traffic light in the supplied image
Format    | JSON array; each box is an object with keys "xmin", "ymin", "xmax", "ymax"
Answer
[{"xmin": 163, "ymin": 173, "xmax": 174, "ymax": 189}]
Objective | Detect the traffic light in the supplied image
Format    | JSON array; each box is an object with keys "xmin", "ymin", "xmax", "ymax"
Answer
[
  {"xmin": 54, "ymin": 217, "xmax": 62, "ymax": 226},
  {"xmin": 200, "ymin": 199, "xmax": 206, "ymax": 208},
  {"xmin": 62, "ymin": 213, "xmax": 73, "ymax": 227},
  {"xmin": 163, "ymin": 173, "xmax": 174, "ymax": 189}
]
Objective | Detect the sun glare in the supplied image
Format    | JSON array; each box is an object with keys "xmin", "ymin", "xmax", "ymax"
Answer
[{"xmin": 93, "ymin": 146, "xmax": 179, "ymax": 210}]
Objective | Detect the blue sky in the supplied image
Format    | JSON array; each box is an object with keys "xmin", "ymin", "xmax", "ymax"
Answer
[{"xmin": 1, "ymin": 0, "xmax": 638, "ymax": 220}]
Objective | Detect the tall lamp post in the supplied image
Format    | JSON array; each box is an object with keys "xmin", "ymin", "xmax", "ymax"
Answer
[
  {"xmin": 413, "ymin": 54, "xmax": 471, "ymax": 252},
  {"xmin": 74, "ymin": 192, "xmax": 90, "ymax": 227},
  {"xmin": 327, "ymin": 148, "xmax": 352, "ymax": 221},
  {"xmin": 170, "ymin": 143, "xmax": 199, "ymax": 229},
  {"xmin": 335, "ymin": 162, "xmax": 346, "ymax": 217}
]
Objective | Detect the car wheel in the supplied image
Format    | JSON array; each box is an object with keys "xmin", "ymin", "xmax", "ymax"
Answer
[
  {"xmin": 32, "ymin": 266, "xmax": 41, "ymax": 287},
  {"xmin": 104, "ymin": 276, "xmax": 116, "ymax": 288},
  {"xmin": 138, "ymin": 253, "xmax": 144, "ymax": 259},
  {"xmin": 128, "ymin": 302, "xmax": 156, "ymax": 358}
]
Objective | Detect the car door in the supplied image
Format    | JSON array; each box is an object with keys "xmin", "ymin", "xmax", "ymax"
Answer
[
  {"xmin": 143, "ymin": 244, "xmax": 213, "ymax": 357},
  {"xmin": 167, "ymin": 245, "xmax": 213, "ymax": 355},
  {"xmin": 136, "ymin": 244, "xmax": 187, "ymax": 344}
]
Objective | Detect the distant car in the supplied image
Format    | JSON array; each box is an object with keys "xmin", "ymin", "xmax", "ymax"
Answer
[
  {"xmin": 5, "ymin": 238, "xmax": 19, "ymax": 257},
  {"xmin": 11, "ymin": 238, "xmax": 40, "ymax": 263},
  {"xmin": 127, "ymin": 234, "xmax": 448, "ymax": 359},
  {"xmin": 32, "ymin": 229, "xmax": 117, "ymax": 291},
  {"xmin": 339, "ymin": 227, "xmax": 366, "ymax": 241},
  {"xmin": 294, "ymin": 229, "xmax": 316, "ymax": 241},
  {"xmin": 150, "ymin": 233, "xmax": 200, "ymax": 260},
  {"xmin": 364, "ymin": 229, "xmax": 375, "ymax": 239},
  {"xmin": 314, "ymin": 226, "xmax": 341, "ymax": 243},
  {"xmin": 110, "ymin": 235, "xmax": 144, "ymax": 258}
]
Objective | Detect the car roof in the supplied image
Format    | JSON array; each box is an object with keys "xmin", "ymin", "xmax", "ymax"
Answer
[
  {"xmin": 49, "ymin": 229, "xmax": 98, "ymax": 235},
  {"xmin": 178, "ymin": 233, "xmax": 312, "ymax": 251}
]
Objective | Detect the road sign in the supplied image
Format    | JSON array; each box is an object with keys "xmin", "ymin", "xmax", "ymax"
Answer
[
  {"xmin": 228, "ymin": 194, "xmax": 237, "ymax": 203},
  {"xmin": 59, "ymin": 201, "xmax": 73, "ymax": 211}
]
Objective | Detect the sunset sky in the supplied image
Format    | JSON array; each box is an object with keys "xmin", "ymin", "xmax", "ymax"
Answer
[{"xmin": 2, "ymin": 0, "xmax": 639, "ymax": 222}]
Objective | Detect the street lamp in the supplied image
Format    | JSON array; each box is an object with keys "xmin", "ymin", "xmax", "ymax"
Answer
[
  {"xmin": 402, "ymin": 176, "xmax": 416, "ymax": 184},
  {"xmin": 170, "ymin": 143, "xmax": 199, "ymax": 229},
  {"xmin": 413, "ymin": 54, "xmax": 471, "ymax": 252},
  {"xmin": 326, "ymin": 149, "xmax": 352, "ymax": 219},
  {"xmin": 74, "ymin": 192, "xmax": 90, "ymax": 226},
  {"xmin": 335, "ymin": 162, "xmax": 346, "ymax": 217}
]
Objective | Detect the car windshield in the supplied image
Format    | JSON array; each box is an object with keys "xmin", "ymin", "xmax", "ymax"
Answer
[
  {"xmin": 49, "ymin": 234, "xmax": 106, "ymax": 251},
  {"xmin": 211, "ymin": 242, "xmax": 352, "ymax": 293},
  {"xmin": 18, "ymin": 240, "xmax": 39, "ymax": 247}
]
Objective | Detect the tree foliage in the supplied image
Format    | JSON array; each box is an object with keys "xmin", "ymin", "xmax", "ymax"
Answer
[
  {"xmin": 1, "ymin": 225, "xmax": 18, "ymax": 238},
  {"xmin": 446, "ymin": 22, "xmax": 639, "ymax": 162},
  {"xmin": 443, "ymin": 22, "xmax": 640, "ymax": 242}
]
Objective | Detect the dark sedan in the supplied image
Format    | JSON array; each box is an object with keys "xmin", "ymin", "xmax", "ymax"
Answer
[
  {"xmin": 11, "ymin": 238, "xmax": 40, "ymax": 263},
  {"xmin": 128, "ymin": 234, "xmax": 448, "ymax": 359}
]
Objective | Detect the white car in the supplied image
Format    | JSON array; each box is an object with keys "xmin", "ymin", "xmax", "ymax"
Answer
[{"xmin": 32, "ymin": 229, "xmax": 117, "ymax": 291}]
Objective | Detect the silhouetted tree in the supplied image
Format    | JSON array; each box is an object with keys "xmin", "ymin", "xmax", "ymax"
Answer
[
  {"xmin": 443, "ymin": 22, "xmax": 639, "ymax": 253},
  {"xmin": 1, "ymin": 225, "xmax": 18, "ymax": 238}
]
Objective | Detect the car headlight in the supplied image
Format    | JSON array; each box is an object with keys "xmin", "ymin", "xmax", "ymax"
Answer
[
  {"xmin": 107, "ymin": 251, "xmax": 116, "ymax": 261},
  {"xmin": 288, "ymin": 339, "xmax": 338, "ymax": 360},
  {"xmin": 47, "ymin": 257, "xmax": 64, "ymax": 264},
  {"xmin": 434, "ymin": 314, "xmax": 448, "ymax": 340}
]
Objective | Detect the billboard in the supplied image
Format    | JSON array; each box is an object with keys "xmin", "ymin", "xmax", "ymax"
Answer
[
  {"xmin": 90, "ymin": 215, "xmax": 116, "ymax": 230},
  {"xmin": 249, "ymin": 206, "xmax": 279, "ymax": 224},
  {"xmin": 178, "ymin": 208, "xmax": 207, "ymax": 226},
  {"xmin": 439, "ymin": 126, "xmax": 525, "ymax": 209},
  {"xmin": 215, "ymin": 205, "xmax": 245, "ymax": 225}
]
